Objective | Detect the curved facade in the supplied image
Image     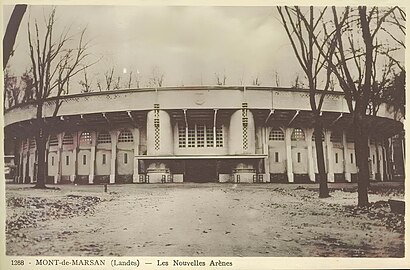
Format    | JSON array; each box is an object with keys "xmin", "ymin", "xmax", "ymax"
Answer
[{"xmin": 3, "ymin": 86, "xmax": 403, "ymax": 184}]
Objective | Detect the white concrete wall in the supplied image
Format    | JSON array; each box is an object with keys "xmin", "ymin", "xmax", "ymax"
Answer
[
  {"xmin": 117, "ymin": 149, "xmax": 133, "ymax": 175},
  {"xmin": 228, "ymin": 109, "xmax": 255, "ymax": 155},
  {"xmin": 61, "ymin": 150, "xmax": 74, "ymax": 176},
  {"xmin": 48, "ymin": 151, "xmax": 58, "ymax": 176},
  {"xmin": 146, "ymin": 109, "xmax": 173, "ymax": 156},
  {"xmin": 95, "ymin": 149, "xmax": 111, "ymax": 175},
  {"xmin": 77, "ymin": 149, "xmax": 91, "ymax": 175},
  {"xmin": 268, "ymin": 141, "xmax": 286, "ymax": 173}
]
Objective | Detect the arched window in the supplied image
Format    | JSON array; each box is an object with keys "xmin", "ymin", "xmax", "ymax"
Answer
[
  {"xmin": 269, "ymin": 128, "xmax": 284, "ymax": 141},
  {"xmin": 331, "ymin": 131, "xmax": 342, "ymax": 143},
  {"xmin": 80, "ymin": 131, "xmax": 92, "ymax": 145},
  {"xmin": 312, "ymin": 132, "xmax": 324, "ymax": 142},
  {"xmin": 291, "ymin": 128, "xmax": 305, "ymax": 141},
  {"xmin": 23, "ymin": 139, "xmax": 28, "ymax": 151},
  {"xmin": 49, "ymin": 135, "xmax": 58, "ymax": 147},
  {"xmin": 62, "ymin": 134, "xmax": 74, "ymax": 145},
  {"xmin": 29, "ymin": 138, "xmax": 36, "ymax": 149},
  {"xmin": 97, "ymin": 132, "xmax": 111, "ymax": 144},
  {"xmin": 346, "ymin": 133, "xmax": 355, "ymax": 143},
  {"xmin": 118, "ymin": 130, "xmax": 133, "ymax": 142}
]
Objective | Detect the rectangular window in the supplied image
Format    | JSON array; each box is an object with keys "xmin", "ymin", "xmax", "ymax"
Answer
[
  {"xmin": 350, "ymin": 153, "xmax": 354, "ymax": 164},
  {"xmin": 297, "ymin": 152, "xmax": 301, "ymax": 163},
  {"xmin": 83, "ymin": 155, "xmax": 87, "ymax": 165},
  {"xmin": 216, "ymin": 127, "xmax": 223, "ymax": 147},
  {"xmin": 335, "ymin": 153, "xmax": 338, "ymax": 163},
  {"xmin": 373, "ymin": 154, "xmax": 375, "ymax": 164},
  {"xmin": 51, "ymin": 156, "xmax": 54, "ymax": 166},
  {"xmin": 206, "ymin": 127, "xmax": 214, "ymax": 147},
  {"xmin": 102, "ymin": 154, "xmax": 106, "ymax": 165},
  {"xmin": 66, "ymin": 155, "xmax": 69, "ymax": 166},
  {"xmin": 187, "ymin": 127, "xmax": 195, "ymax": 148},
  {"xmin": 197, "ymin": 125, "xmax": 205, "ymax": 148},
  {"xmin": 124, "ymin": 153, "xmax": 128, "ymax": 164},
  {"xmin": 178, "ymin": 126, "xmax": 186, "ymax": 148},
  {"xmin": 275, "ymin": 152, "xmax": 279, "ymax": 163}
]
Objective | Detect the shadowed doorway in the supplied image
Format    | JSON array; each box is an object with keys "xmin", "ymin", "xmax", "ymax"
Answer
[{"xmin": 185, "ymin": 160, "xmax": 217, "ymax": 182}]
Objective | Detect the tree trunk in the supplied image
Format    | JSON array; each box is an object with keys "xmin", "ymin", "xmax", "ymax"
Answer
[
  {"xmin": 34, "ymin": 129, "xmax": 47, "ymax": 188},
  {"xmin": 314, "ymin": 121, "xmax": 329, "ymax": 198},
  {"xmin": 353, "ymin": 114, "xmax": 369, "ymax": 206},
  {"xmin": 34, "ymin": 101, "xmax": 48, "ymax": 188}
]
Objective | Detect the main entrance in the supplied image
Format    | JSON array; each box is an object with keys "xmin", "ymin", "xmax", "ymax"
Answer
[{"xmin": 185, "ymin": 160, "xmax": 217, "ymax": 183}]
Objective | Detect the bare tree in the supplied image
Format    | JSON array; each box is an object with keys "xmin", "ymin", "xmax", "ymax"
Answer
[
  {"xmin": 27, "ymin": 8, "xmax": 95, "ymax": 188},
  {"xmin": 273, "ymin": 70, "xmax": 280, "ymax": 87},
  {"xmin": 3, "ymin": 4, "xmax": 27, "ymax": 70},
  {"xmin": 126, "ymin": 71, "xmax": 133, "ymax": 88},
  {"xmin": 105, "ymin": 67, "xmax": 115, "ymax": 90},
  {"xmin": 79, "ymin": 69, "xmax": 92, "ymax": 93},
  {"xmin": 21, "ymin": 69, "xmax": 34, "ymax": 102},
  {"xmin": 322, "ymin": 6, "xmax": 403, "ymax": 206},
  {"xmin": 215, "ymin": 72, "xmax": 227, "ymax": 85},
  {"xmin": 252, "ymin": 76, "xmax": 261, "ymax": 86},
  {"xmin": 148, "ymin": 66, "xmax": 165, "ymax": 87},
  {"xmin": 3, "ymin": 67, "xmax": 21, "ymax": 109},
  {"xmin": 278, "ymin": 6, "xmax": 337, "ymax": 198}
]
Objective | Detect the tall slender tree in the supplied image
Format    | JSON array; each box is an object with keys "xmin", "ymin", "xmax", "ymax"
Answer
[
  {"xmin": 322, "ymin": 6, "xmax": 403, "ymax": 206},
  {"xmin": 27, "ymin": 8, "xmax": 95, "ymax": 188},
  {"xmin": 277, "ymin": 6, "xmax": 337, "ymax": 198}
]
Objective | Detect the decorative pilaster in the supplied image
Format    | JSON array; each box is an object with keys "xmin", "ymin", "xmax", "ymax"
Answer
[
  {"xmin": 305, "ymin": 128, "xmax": 315, "ymax": 182},
  {"xmin": 342, "ymin": 131, "xmax": 351, "ymax": 182},
  {"xmin": 284, "ymin": 128, "xmax": 294, "ymax": 183},
  {"xmin": 325, "ymin": 130, "xmax": 334, "ymax": 182},
  {"xmin": 89, "ymin": 132, "xmax": 96, "ymax": 184},
  {"xmin": 132, "ymin": 128, "xmax": 140, "ymax": 183},
  {"xmin": 109, "ymin": 131, "xmax": 118, "ymax": 184}
]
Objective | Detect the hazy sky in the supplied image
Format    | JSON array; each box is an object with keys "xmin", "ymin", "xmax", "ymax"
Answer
[
  {"xmin": 4, "ymin": 5, "xmax": 306, "ymax": 92},
  {"xmin": 3, "ymin": 5, "xmax": 405, "ymax": 93}
]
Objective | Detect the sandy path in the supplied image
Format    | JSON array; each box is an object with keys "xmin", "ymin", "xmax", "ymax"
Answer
[{"xmin": 6, "ymin": 183, "xmax": 404, "ymax": 257}]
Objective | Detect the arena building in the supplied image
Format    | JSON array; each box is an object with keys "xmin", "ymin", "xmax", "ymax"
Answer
[{"xmin": 3, "ymin": 86, "xmax": 404, "ymax": 184}]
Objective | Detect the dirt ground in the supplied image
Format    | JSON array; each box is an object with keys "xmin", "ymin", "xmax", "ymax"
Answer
[{"xmin": 5, "ymin": 182, "xmax": 405, "ymax": 257}]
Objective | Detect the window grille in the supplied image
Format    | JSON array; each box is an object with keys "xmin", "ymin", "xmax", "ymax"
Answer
[
  {"xmin": 331, "ymin": 131, "xmax": 342, "ymax": 142},
  {"xmin": 216, "ymin": 127, "xmax": 223, "ymax": 147},
  {"xmin": 187, "ymin": 127, "xmax": 195, "ymax": 148},
  {"xmin": 269, "ymin": 129, "xmax": 284, "ymax": 141},
  {"xmin": 23, "ymin": 140, "xmax": 28, "ymax": 151},
  {"xmin": 197, "ymin": 125, "xmax": 205, "ymax": 148},
  {"xmin": 98, "ymin": 132, "xmax": 111, "ymax": 144},
  {"xmin": 118, "ymin": 130, "xmax": 133, "ymax": 142},
  {"xmin": 63, "ymin": 134, "xmax": 74, "ymax": 145},
  {"xmin": 178, "ymin": 126, "xmax": 186, "ymax": 148},
  {"xmin": 29, "ymin": 138, "xmax": 36, "ymax": 149},
  {"xmin": 206, "ymin": 127, "xmax": 214, "ymax": 147},
  {"xmin": 80, "ymin": 132, "xmax": 92, "ymax": 145},
  {"xmin": 291, "ymin": 128, "xmax": 305, "ymax": 141},
  {"xmin": 49, "ymin": 135, "xmax": 58, "ymax": 147}
]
